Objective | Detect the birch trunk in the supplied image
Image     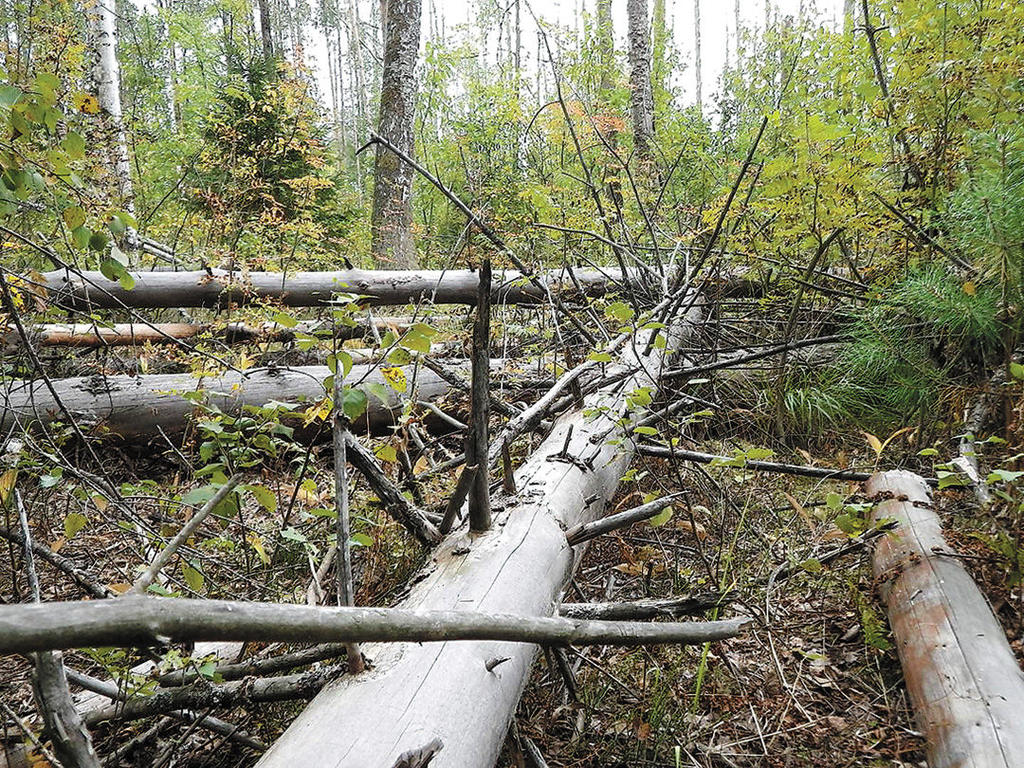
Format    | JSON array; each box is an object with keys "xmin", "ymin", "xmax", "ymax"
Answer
[
  {"xmin": 627, "ymin": 0, "xmax": 655, "ymax": 166},
  {"xmin": 89, "ymin": 0, "xmax": 134, "ymax": 211}
]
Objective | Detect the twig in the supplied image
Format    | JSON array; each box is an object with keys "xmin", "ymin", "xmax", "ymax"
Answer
[
  {"xmin": 130, "ymin": 475, "xmax": 243, "ymax": 596},
  {"xmin": 438, "ymin": 464, "xmax": 477, "ymax": 535},
  {"xmin": 343, "ymin": 432, "xmax": 442, "ymax": 544},
  {"xmin": 565, "ymin": 494, "xmax": 682, "ymax": 546},
  {"xmin": 63, "ymin": 669, "xmax": 266, "ymax": 751}
]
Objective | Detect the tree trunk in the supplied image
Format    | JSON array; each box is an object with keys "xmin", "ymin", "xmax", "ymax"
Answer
[
  {"xmin": 257, "ymin": 0, "xmax": 274, "ymax": 62},
  {"xmin": 867, "ymin": 471, "xmax": 1024, "ymax": 768},
  {"xmin": 88, "ymin": 0, "xmax": 133, "ymax": 211},
  {"xmin": 159, "ymin": 0, "xmax": 177, "ymax": 133},
  {"xmin": 693, "ymin": 0, "xmax": 702, "ymax": 112},
  {"xmin": 252, "ymin": 298, "xmax": 704, "ymax": 767},
  {"xmin": 38, "ymin": 267, "xmax": 624, "ymax": 310},
  {"xmin": 0, "ymin": 363, "xmax": 469, "ymax": 439},
  {"xmin": 371, "ymin": 0, "xmax": 422, "ymax": 268},
  {"xmin": 627, "ymin": 0, "xmax": 655, "ymax": 166}
]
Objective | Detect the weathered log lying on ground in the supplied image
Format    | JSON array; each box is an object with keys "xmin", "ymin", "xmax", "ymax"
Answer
[
  {"xmin": 38, "ymin": 267, "xmax": 623, "ymax": 310},
  {"xmin": 0, "ymin": 362, "xmax": 498, "ymax": 439},
  {"xmin": 2, "ymin": 317, "xmax": 411, "ymax": 349},
  {"xmin": 867, "ymin": 470, "xmax": 1024, "ymax": 768},
  {"xmin": 255, "ymin": 299, "xmax": 709, "ymax": 767},
  {"xmin": 637, "ymin": 445, "xmax": 876, "ymax": 482},
  {"xmin": 0, "ymin": 598, "xmax": 747, "ymax": 655}
]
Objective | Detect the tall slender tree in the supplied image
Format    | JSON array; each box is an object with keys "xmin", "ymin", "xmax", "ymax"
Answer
[
  {"xmin": 626, "ymin": 0, "xmax": 654, "ymax": 166},
  {"xmin": 370, "ymin": 0, "xmax": 422, "ymax": 268},
  {"xmin": 257, "ymin": 0, "xmax": 274, "ymax": 63},
  {"xmin": 694, "ymin": 0, "xmax": 702, "ymax": 113},
  {"xmin": 89, "ymin": 0, "xmax": 134, "ymax": 212}
]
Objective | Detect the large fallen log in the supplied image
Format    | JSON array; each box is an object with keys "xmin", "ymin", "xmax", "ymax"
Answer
[
  {"xmin": 0, "ymin": 363, "xmax": 490, "ymax": 439},
  {"xmin": 254, "ymin": 298, "xmax": 708, "ymax": 767},
  {"xmin": 1, "ymin": 317, "xmax": 412, "ymax": 349},
  {"xmin": 37, "ymin": 267, "xmax": 623, "ymax": 310},
  {"xmin": 867, "ymin": 470, "xmax": 1024, "ymax": 768}
]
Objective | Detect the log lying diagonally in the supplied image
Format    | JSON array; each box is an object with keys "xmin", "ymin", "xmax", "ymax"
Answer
[
  {"xmin": 867, "ymin": 470, "xmax": 1024, "ymax": 768},
  {"xmin": 0, "ymin": 362, "xmax": 505, "ymax": 439},
  {"xmin": 254, "ymin": 298, "xmax": 709, "ymax": 768},
  {"xmin": 37, "ymin": 267, "xmax": 624, "ymax": 310}
]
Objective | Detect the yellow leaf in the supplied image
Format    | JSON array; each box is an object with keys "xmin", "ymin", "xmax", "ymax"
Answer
[
  {"xmin": 247, "ymin": 532, "xmax": 270, "ymax": 564},
  {"xmin": 782, "ymin": 491, "xmax": 817, "ymax": 531},
  {"xmin": 107, "ymin": 582, "xmax": 133, "ymax": 594},
  {"xmin": 863, "ymin": 431, "xmax": 883, "ymax": 456},
  {"xmin": 0, "ymin": 468, "xmax": 16, "ymax": 505},
  {"xmin": 73, "ymin": 91, "xmax": 100, "ymax": 114},
  {"xmin": 381, "ymin": 366, "xmax": 407, "ymax": 393},
  {"xmin": 963, "ymin": 281, "xmax": 977, "ymax": 296},
  {"xmin": 91, "ymin": 494, "xmax": 108, "ymax": 512}
]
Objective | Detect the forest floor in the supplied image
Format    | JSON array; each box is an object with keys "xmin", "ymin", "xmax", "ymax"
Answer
[{"xmin": 2, "ymin": 437, "xmax": 1022, "ymax": 767}]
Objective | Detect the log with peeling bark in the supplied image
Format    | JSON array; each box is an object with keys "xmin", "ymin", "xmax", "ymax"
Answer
[
  {"xmin": 0, "ymin": 362, "xmax": 505, "ymax": 439},
  {"xmin": 253, "ymin": 296, "xmax": 708, "ymax": 767},
  {"xmin": 37, "ymin": 267, "xmax": 624, "ymax": 310},
  {"xmin": 1, "ymin": 317, "xmax": 412, "ymax": 349},
  {"xmin": 867, "ymin": 470, "xmax": 1024, "ymax": 768}
]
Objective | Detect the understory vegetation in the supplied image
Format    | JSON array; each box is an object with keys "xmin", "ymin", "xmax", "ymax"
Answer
[{"xmin": 2, "ymin": 0, "xmax": 1024, "ymax": 765}]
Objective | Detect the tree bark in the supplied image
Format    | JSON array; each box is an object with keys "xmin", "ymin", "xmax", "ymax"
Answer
[
  {"xmin": 0, "ymin": 598, "xmax": 746, "ymax": 656},
  {"xmin": 627, "ymin": 0, "xmax": 655, "ymax": 165},
  {"xmin": 2, "ymin": 317, "xmax": 411, "ymax": 348},
  {"xmin": 866, "ymin": 470, "xmax": 1024, "ymax": 768},
  {"xmin": 371, "ymin": 0, "xmax": 422, "ymax": 268},
  {"xmin": 252, "ymin": 297, "xmax": 706, "ymax": 767},
  {"xmin": 88, "ymin": 0, "xmax": 133, "ymax": 211},
  {"xmin": 0, "ymin": 363, "xmax": 465, "ymax": 439},
  {"xmin": 37, "ymin": 267, "xmax": 623, "ymax": 310}
]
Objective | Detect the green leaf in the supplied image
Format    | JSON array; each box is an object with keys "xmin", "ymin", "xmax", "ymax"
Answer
[
  {"xmin": 341, "ymin": 388, "xmax": 368, "ymax": 421},
  {"xmin": 89, "ymin": 231, "xmax": 109, "ymax": 252},
  {"xmin": 350, "ymin": 532, "xmax": 374, "ymax": 547},
  {"xmin": 246, "ymin": 484, "xmax": 278, "ymax": 512},
  {"xmin": 272, "ymin": 311, "xmax": 298, "ymax": 328},
  {"xmin": 633, "ymin": 426, "xmax": 659, "ymax": 436},
  {"xmin": 181, "ymin": 485, "xmax": 217, "ymax": 506},
  {"xmin": 588, "ymin": 351, "xmax": 613, "ymax": 363},
  {"xmin": 62, "ymin": 206, "xmax": 86, "ymax": 230},
  {"xmin": 604, "ymin": 301, "xmax": 635, "ymax": 323},
  {"xmin": 987, "ymin": 469, "xmax": 1024, "ymax": 484},
  {"xmin": 917, "ymin": 448, "xmax": 939, "ymax": 457},
  {"xmin": 64, "ymin": 512, "xmax": 88, "ymax": 539},
  {"xmin": 375, "ymin": 444, "xmax": 398, "ymax": 462},
  {"xmin": 71, "ymin": 225, "xmax": 91, "ymax": 250},
  {"xmin": 799, "ymin": 558, "xmax": 823, "ymax": 573},
  {"xmin": 1011, "ymin": 362, "xmax": 1024, "ymax": 381},
  {"xmin": 62, "ymin": 131, "xmax": 85, "ymax": 160},
  {"xmin": 182, "ymin": 563, "xmax": 205, "ymax": 592},
  {"xmin": 648, "ymin": 506, "xmax": 673, "ymax": 527},
  {"xmin": 825, "ymin": 492, "xmax": 843, "ymax": 510},
  {"xmin": 0, "ymin": 85, "xmax": 21, "ymax": 107},
  {"xmin": 399, "ymin": 330, "xmax": 431, "ymax": 354},
  {"xmin": 280, "ymin": 526, "xmax": 307, "ymax": 544}
]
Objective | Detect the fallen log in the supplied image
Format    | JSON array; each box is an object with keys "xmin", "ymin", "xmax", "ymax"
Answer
[
  {"xmin": 867, "ymin": 470, "xmax": 1024, "ymax": 768},
  {"xmin": 0, "ymin": 362, "xmax": 493, "ymax": 439},
  {"xmin": 1, "ymin": 317, "xmax": 412, "ymax": 348},
  {"xmin": 0, "ymin": 598, "xmax": 747, "ymax": 655},
  {"xmin": 38, "ymin": 267, "xmax": 623, "ymax": 310},
  {"xmin": 637, "ymin": 444, "xmax": 877, "ymax": 482},
  {"xmin": 254, "ymin": 297, "xmax": 708, "ymax": 767}
]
